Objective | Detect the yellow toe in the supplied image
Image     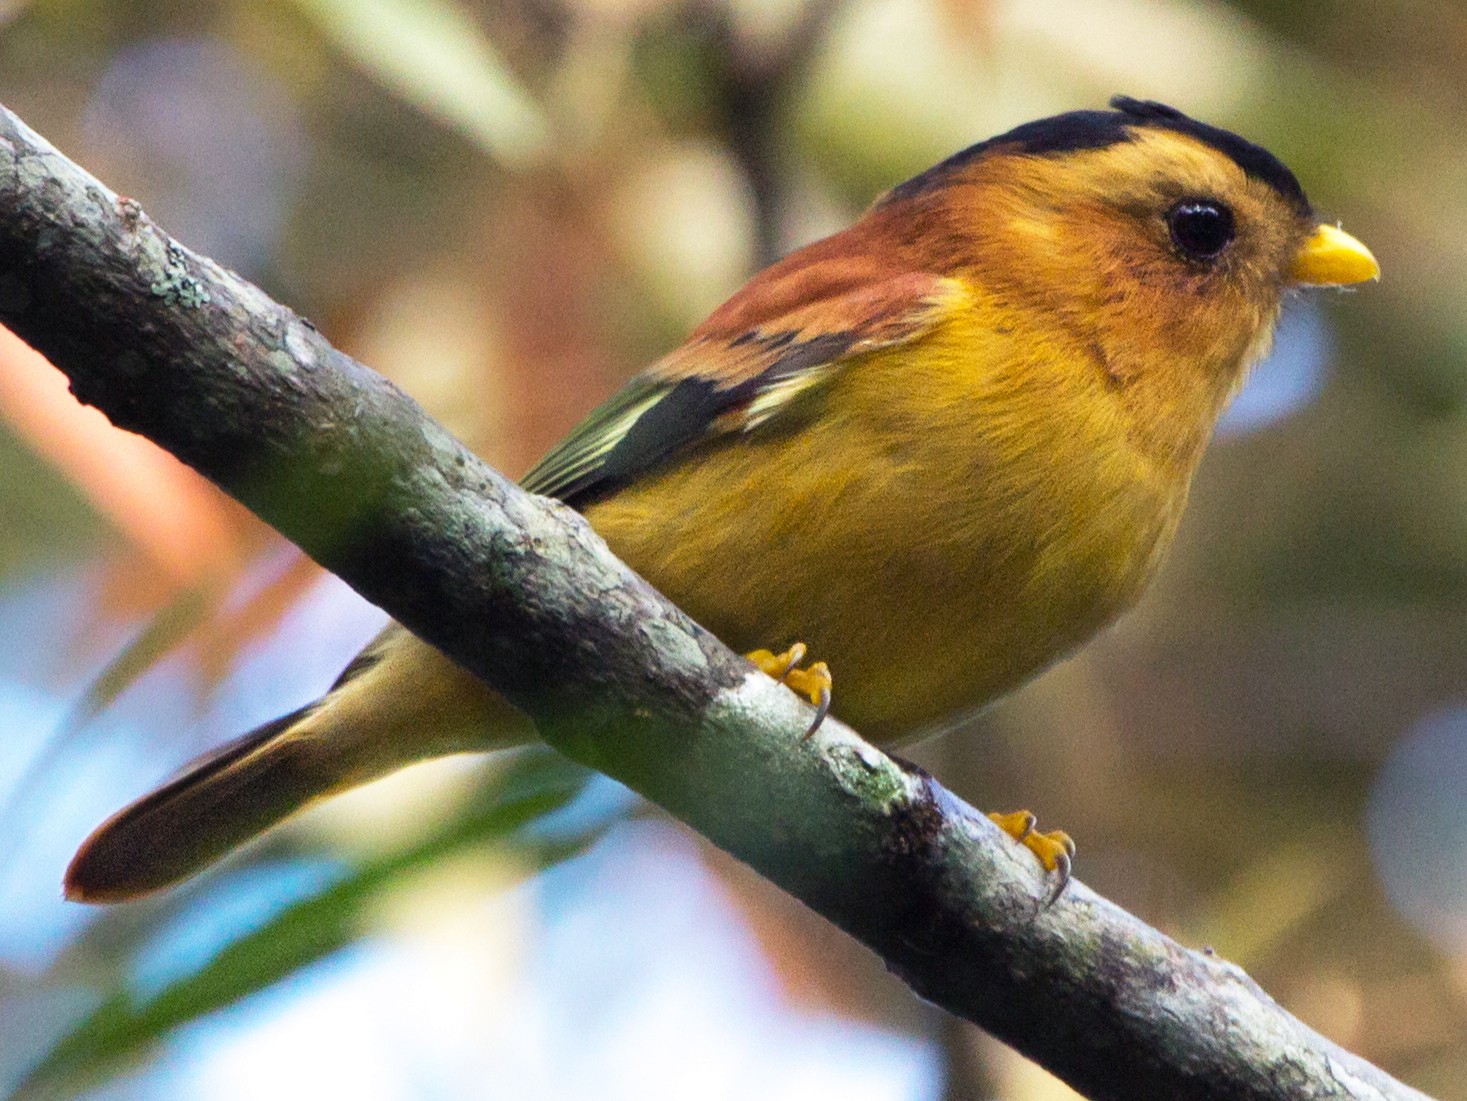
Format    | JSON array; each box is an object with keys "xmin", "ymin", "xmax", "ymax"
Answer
[
  {"xmin": 745, "ymin": 644, "xmax": 832, "ymax": 738},
  {"xmin": 747, "ymin": 644, "xmax": 806, "ymax": 682},
  {"xmin": 988, "ymin": 808, "xmax": 1075, "ymax": 903},
  {"xmin": 784, "ymin": 661, "xmax": 832, "ymax": 710}
]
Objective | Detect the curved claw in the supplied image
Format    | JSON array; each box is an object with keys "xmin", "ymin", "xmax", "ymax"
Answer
[
  {"xmin": 745, "ymin": 645, "xmax": 833, "ymax": 738},
  {"xmin": 799, "ymin": 664, "xmax": 832, "ymax": 740},
  {"xmin": 987, "ymin": 809, "xmax": 1075, "ymax": 904},
  {"xmin": 774, "ymin": 642, "xmax": 807, "ymax": 682},
  {"xmin": 1045, "ymin": 842, "xmax": 1074, "ymax": 909}
]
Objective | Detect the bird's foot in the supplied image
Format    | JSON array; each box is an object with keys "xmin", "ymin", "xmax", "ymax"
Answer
[
  {"xmin": 988, "ymin": 809, "xmax": 1074, "ymax": 905},
  {"xmin": 746, "ymin": 643, "xmax": 832, "ymax": 738}
]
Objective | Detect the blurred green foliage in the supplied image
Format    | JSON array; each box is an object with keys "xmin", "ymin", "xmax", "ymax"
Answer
[{"xmin": 17, "ymin": 751, "xmax": 597, "ymax": 1101}]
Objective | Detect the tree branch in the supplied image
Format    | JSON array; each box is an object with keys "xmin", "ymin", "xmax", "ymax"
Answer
[{"xmin": 0, "ymin": 102, "xmax": 1432, "ymax": 1101}]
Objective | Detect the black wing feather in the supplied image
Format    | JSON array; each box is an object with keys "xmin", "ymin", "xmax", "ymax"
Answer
[{"xmin": 520, "ymin": 331, "xmax": 856, "ymax": 507}]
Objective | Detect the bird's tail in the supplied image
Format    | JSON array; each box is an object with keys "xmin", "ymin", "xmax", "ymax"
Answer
[
  {"xmin": 65, "ymin": 626, "xmax": 531, "ymax": 903},
  {"xmin": 66, "ymin": 703, "xmax": 352, "ymax": 902}
]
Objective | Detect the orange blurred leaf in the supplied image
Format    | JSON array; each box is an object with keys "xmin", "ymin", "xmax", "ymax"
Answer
[{"xmin": 0, "ymin": 325, "xmax": 254, "ymax": 586}]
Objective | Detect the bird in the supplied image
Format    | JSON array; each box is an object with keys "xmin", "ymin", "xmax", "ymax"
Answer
[{"xmin": 64, "ymin": 96, "xmax": 1379, "ymax": 903}]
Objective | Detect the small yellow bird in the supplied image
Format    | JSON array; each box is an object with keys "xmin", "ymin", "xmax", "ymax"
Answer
[{"xmin": 66, "ymin": 97, "xmax": 1378, "ymax": 902}]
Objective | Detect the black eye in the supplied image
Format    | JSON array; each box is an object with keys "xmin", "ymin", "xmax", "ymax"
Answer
[{"xmin": 1166, "ymin": 199, "xmax": 1235, "ymax": 261}]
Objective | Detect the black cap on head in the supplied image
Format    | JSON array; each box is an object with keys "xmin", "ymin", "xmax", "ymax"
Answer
[
  {"xmin": 1105, "ymin": 96, "xmax": 1308, "ymax": 211},
  {"xmin": 883, "ymin": 96, "xmax": 1311, "ymax": 215}
]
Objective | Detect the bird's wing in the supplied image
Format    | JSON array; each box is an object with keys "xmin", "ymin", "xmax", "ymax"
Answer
[{"xmin": 521, "ymin": 269, "xmax": 968, "ymax": 505}]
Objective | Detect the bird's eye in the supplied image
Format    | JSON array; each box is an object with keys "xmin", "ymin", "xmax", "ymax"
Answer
[{"xmin": 1166, "ymin": 199, "xmax": 1235, "ymax": 261}]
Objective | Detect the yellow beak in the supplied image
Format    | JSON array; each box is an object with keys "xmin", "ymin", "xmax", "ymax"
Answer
[{"xmin": 1288, "ymin": 223, "xmax": 1380, "ymax": 286}]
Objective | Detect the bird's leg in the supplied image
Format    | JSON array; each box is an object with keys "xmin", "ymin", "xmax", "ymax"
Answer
[
  {"xmin": 987, "ymin": 810, "xmax": 1075, "ymax": 904},
  {"xmin": 745, "ymin": 643, "xmax": 833, "ymax": 739}
]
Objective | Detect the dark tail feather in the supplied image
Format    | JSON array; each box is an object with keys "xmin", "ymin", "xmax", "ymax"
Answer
[
  {"xmin": 65, "ymin": 625, "xmax": 535, "ymax": 903},
  {"xmin": 65, "ymin": 704, "xmax": 334, "ymax": 902}
]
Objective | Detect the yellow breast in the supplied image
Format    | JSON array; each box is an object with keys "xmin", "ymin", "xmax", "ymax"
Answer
[{"xmin": 584, "ymin": 293, "xmax": 1194, "ymax": 743}]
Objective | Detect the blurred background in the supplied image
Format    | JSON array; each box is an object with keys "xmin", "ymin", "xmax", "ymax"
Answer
[{"xmin": 0, "ymin": 0, "xmax": 1462, "ymax": 1097}]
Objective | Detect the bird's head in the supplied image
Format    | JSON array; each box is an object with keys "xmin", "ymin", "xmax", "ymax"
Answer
[{"xmin": 877, "ymin": 96, "xmax": 1378, "ymax": 464}]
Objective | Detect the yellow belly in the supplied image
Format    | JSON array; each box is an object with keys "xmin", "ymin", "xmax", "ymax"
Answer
[{"xmin": 583, "ymin": 320, "xmax": 1186, "ymax": 743}]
